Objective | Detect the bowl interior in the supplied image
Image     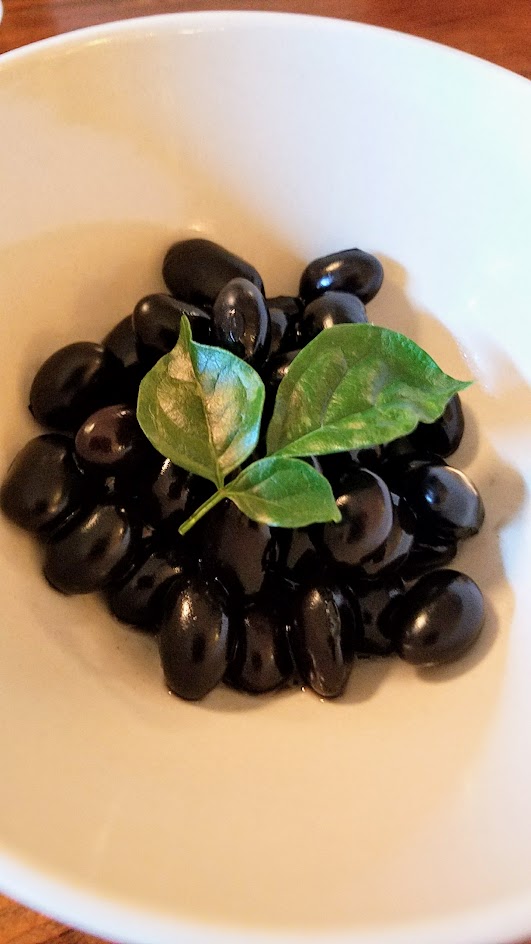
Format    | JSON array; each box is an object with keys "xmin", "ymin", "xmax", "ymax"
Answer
[{"xmin": 0, "ymin": 13, "xmax": 531, "ymax": 944}]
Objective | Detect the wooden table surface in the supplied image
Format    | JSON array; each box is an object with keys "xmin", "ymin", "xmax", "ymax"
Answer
[
  {"xmin": 0, "ymin": 0, "xmax": 530, "ymax": 75},
  {"xmin": 1, "ymin": 1, "xmax": 530, "ymax": 942}
]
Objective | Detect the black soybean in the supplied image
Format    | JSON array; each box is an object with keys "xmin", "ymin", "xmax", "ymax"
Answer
[
  {"xmin": 262, "ymin": 349, "xmax": 298, "ymax": 430},
  {"xmin": 1, "ymin": 434, "xmax": 85, "ymax": 535},
  {"xmin": 197, "ymin": 500, "xmax": 279, "ymax": 597},
  {"xmin": 139, "ymin": 458, "xmax": 200, "ymax": 530},
  {"xmin": 105, "ymin": 548, "xmax": 186, "ymax": 628},
  {"xmin": 29, "ymin": 342, "xmax": 123, "ymax": 434},
  {"xmin": 351, "ymin": 577, "xmax": 405, "ymax": 656},
  {"xmin": 299, "ymin": 290, "xmax": 367, "ymax": 344},
  {"xmin": 266, "ymin": 295, "xmax": 304, "ymax": 353},
  {"xmin": 400, "ymin": 535, "xmax": 458, "ymax": 580},
  {"xmin": 102, "ymin": 315, "xmax": 145, "ymax": 403},
  {"xmin": 227, "ymin": 593, "xmax": 293, "ymax": 693},
  {"xmin": 75, "ymin": 405, "xmax": 154, "ymax": 476},
  {"xmin": 319, "ymin": 468, "xmax": 394, "ymax": 567},
  {"xmin": 378, "ymin": 445, "xmax": 446, "ymax": 492},
  {"xmin": 290, "ymin": 581, "xmax": 359, "ymax": 697},
  {"xmin": 299, "ymin": 248, "xmax": 384, "ymax": 304},
  {"xmin": 362, "ymin": 494, "xmax": 416, "ymax": 579},
  {"xmin": 133, "ymin": 293, "xmax": 211, "ymax": 365},
  {"xmin": 159, "ymin": 574, "xmax": 234, "ymax": 700},
  {"xmin": 266, "ymin": 296, "xmax": 303, "ymax": 320},
  {"xmin": 401, "ymin": 463, "xmax": 484, "ymax": 541},
  {"xmin": 407, "ymin": 394, "xmax": 465, "ymax": 458},
  {"xmin": 163, "ymin": 238, "xmax": 264, "ymax": 308},
  {"xmin": 389, "ymin": 569, "xmax": 485, "ymax": 666},
  {"xmin": 319, "ymin": 448, "xmax": 381, "ymax": 496},
  {"xmin": 43, "ymin": 503, "xmax": 139, "ymax": 594},
  {"xmin": 212, "ymin": 277, "xmax": 270, "ymax": 366},
  {"xmin": 266, "ymin": 306, "xmax": 289, "ymax": 359},
  {"xmin": 265, "ymin": 349, "xmax": 298, "ymax": 389},
  {"xmin": 279, "ymin": 531, "xmax": 318, "ymax": 579}
]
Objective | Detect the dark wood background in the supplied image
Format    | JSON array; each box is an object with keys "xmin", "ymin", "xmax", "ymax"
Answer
[
  {"xmin": 1, "ymin": 1, "xmax": 530, "ymax": 941},
  {"xmin": 0, "ymin": 0, "xmax": 530, "ymax": 76}
]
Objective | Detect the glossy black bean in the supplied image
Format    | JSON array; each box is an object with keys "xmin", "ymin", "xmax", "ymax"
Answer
[
  {"xmin": 350, "ymin": 577, "xmax": 405, "ymax": 655},
  {"xmin": 162, "ymin": 238, "xmax": 264, "ymax": 309},
  {"xmin": 401, "ymin": 463, "xmax": 484, "ymax": 541},
  {"xmin": 381, "ymin": 435, "xmax": 420, "ymax": 463},
  {"xmin": 212, "ymin": 277, "xmax": 270, "ymax": 366},
  {"xmin": 351, "ymin": 446, "xmax": 383, "ymax": 472},
  {"xmin": 75, "ymin": 404, "xmax": 154, "ymax": 475},
  {"xmin": 274, "ymin": 465, "xmax": 323, "ymax": 579},
  {"xmin": 290, "ymin": 581, "xmax": 359, "ymax": 697},
  {"xmin": 261, "ymin": 350, "xmax": 299, "ymax": 432},
  {"xmin": 378, "ymin": 449, "xmax": 446, "ymax": 493},
  {"xmin": 400, "ymin": 536, "xmax": 458, "ymax": 580},
  {"xmin": 299, "ymin": 291, "xmax": 368, "ymax": 345},
  {"xmin": 226, "ymin": 594, "xmax": 293, "ymax": 693},
  {"xmin": 133, "ymin": 293, "xmax": 211, "ymax": 365},
  {"xmin": 198, "ymin": 499, "xmax": 279, "ymax": 597},
  {"xmin": 281, "ymin": 320, "xmax": 305, "ymax": 353},
  {"xmin": 266, "ymin": 306, "xmax": 289, "ymax": 358},
  {"xmin": 278, "ymin": 529, "xmax": 317, "ymax": 577},
  {"xmin": 102, "ymin": 315, "xmax": 145, "ymax": 403},
  {"xmin": 266, "ymin": 296, "xmax": 304, "ymax": 355},
  {"xmin": 407, "ymin": 395, "xmax": 465, "ymax": 458},
  {"xmin": 299, "ymin": 248, "xmax": 384, "ymax": 304},
  {"xmin": 319, "ymin": 448, "xmax": 382, "ymax": 497},
  {"xmin": 138, "ymin": 458, "xmax": 198, "ymax": 529},
  {"xmin": 159, "ymin": 574, "xmax": 234, "ymax": 700},
  {"xmin": 43, "ymin": 503, "xmax": 139, "ymax": 594},
  {"xmin": 389, "ymin": 569, "xmax": 485, "ymax": 665},
  {"xmin": 318, "ymin": 452, "xmax": 359, "ymax": 494},
  {"xmin": 319, "ymin": 468, "xmax": 394, "ymax": 567},
  {"xmin": 266, "ymin": 296, "xmax": 303, "ymax": 321},
  {"xmin": 99, "ymin": 474, "xmax": 151, "ymax": 507},
  {"xmin": 105, "ymin": 548, "xmax": 186, "ymax": 628},
  {"xmin": 362, "ymin": 494, "xmax": 416, "ymax": 579},
  {"xmin": 265, "ymin": 350, "xmax": 298, "ymax": 389},
  {"xmin": 103, "ymin": 315, "xmax": 139, "ymax": 370},
  {"xmin": 1, "ymin": 434, "xmax": 85, "ymax": 535},
  {"xmin": 29, "ymin": 342, "xmax": 123, "ymax": 434}
]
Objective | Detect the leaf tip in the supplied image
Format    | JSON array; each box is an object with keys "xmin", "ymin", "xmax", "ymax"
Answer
[{"xmin": 180, "ymin": 312, "xmax": 193, "ymax": 343}]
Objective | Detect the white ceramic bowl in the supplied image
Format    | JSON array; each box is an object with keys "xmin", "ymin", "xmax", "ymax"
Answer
[{"xmin": 1, "ymin": 12, "xmax": 531, "ymax": 944}]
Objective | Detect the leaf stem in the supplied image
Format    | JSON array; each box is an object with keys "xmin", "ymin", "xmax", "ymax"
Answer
[{"xmin": 178, "ymin": 486, "xmax": 227, "ymax": 536}]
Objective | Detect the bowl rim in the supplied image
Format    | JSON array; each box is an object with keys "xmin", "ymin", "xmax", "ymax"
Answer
[
  {"xmin": 0, "ymin": 9, "xmax": 530, "ymax": 944},
  {"xmin": 2, "ymin": 845, "xmax": 531, "ymax": 944},
  {"xmin": 0, "ymin": 6, "xmax": 530, "ymax": 94}
]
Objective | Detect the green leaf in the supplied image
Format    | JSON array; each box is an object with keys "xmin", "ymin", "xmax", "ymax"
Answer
[
  {"xmin": 224, "ymin": 457, "xmax": 341, "ymax": 528},
  {"xmin": 266, "ymin": 323, "xmax": 470, "ymax": 458},
  {"xmin": 137, "ymin": 316, "xmax": 265, "ymax": 488}
]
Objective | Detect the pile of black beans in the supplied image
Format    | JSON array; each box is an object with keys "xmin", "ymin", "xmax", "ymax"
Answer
[{"xmin": 0, "ymin": 239, "xmax": 486, "ymax": 701}]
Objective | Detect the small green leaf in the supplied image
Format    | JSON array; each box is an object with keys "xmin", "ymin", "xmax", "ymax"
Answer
[
  {"xmin": 137, "ymin": 316, "xmax": 265, "ymax": 488},
  {"xmin": 224, "ymin": 457, "xmax": 341, "ymax": 528},
  {"xmin": 266, "ymin": 323, "xmax": 470, "ymax": 458}
]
